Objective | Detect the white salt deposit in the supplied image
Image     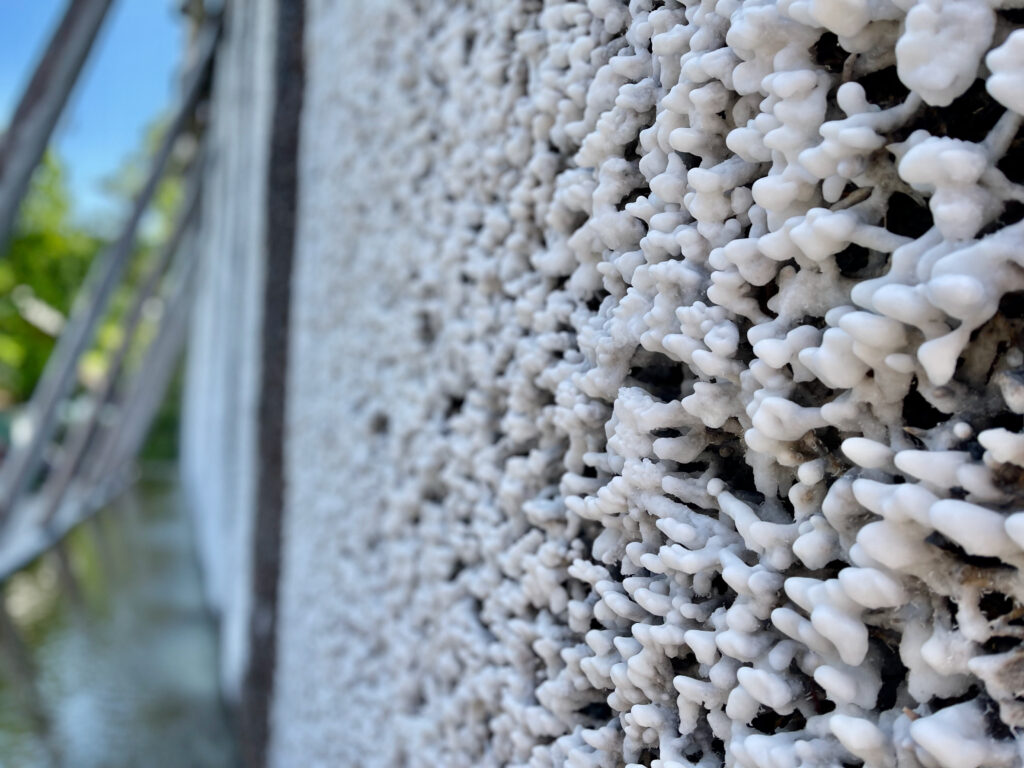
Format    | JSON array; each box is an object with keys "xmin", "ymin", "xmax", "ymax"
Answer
[{"xmin": 256, "ymin": 0, "xmax": 1024, "ymax": 766}]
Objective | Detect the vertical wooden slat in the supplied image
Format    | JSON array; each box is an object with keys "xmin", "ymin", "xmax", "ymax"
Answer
[{"xmin": 242, "ymin": 0, "xmax": 305, "ymax": 764}]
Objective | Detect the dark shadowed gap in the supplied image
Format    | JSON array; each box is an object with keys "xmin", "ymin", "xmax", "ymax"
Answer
[{"xmin": 241, "ymin": 0, "xmax": 304, "ymax": 765}]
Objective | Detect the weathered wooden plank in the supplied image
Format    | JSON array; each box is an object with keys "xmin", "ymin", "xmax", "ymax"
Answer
[{"xmin": 0, "ymin": 0, "xmax": 115, "ymax": 250}]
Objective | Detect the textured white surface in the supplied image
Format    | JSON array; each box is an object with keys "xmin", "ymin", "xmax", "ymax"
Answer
[{"xmin": 263, "ymin": 0, "xmax": 1024, "ymax": 766}]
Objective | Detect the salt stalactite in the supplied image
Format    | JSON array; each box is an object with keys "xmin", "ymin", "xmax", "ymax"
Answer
[{"xmin": 270, "ymin": 1, "xmax": 1024, "ymax": 766}]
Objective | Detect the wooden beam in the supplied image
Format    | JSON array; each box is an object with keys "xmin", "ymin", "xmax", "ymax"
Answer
[
  {"xmin": 0, "ymin": 0, "xmax": 116, "ymax": 250},
  {"xmin": 242, "ymin": 0, "xmax": 305, "ymax": 764},
  {"xmin": 35, "ymin": 161, "xmax": 203, "ymax": 528}
]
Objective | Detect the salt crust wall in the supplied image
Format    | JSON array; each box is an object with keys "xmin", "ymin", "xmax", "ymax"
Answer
[
  {"xmin": 271, "ymin": 0, "xmax": 1024, "ymax": 766},
  {"xmin": 181, "ymin": 0, "xmax": 276, "ymax": 702}
]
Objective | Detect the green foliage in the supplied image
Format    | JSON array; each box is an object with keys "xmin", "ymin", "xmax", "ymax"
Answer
[
  {"xmin": 0, "ymin": 115, "xmax": 189, "ymax": 461},
  {"xmin": 0, "ymin": 153, "xmax": 102, "ymax": 404}
]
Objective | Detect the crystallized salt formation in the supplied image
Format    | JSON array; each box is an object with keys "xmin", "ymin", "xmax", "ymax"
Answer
[{"xmin": 272, "ymin": 1, "xmax": 1024, "ymax": 766}]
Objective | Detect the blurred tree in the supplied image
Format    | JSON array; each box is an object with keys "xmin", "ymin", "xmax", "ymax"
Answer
[
  {"xmin": 0, "ymin": 114, "xmax": 190, "ymax": 459},
  {"xmin": 0, "ymin": 153, "xmax": 102, "ymax": 405}
]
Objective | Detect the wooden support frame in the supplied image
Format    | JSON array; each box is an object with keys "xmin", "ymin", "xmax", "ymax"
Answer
[{"xmin": 0, "ymin": 19, "xmax": 221, "ymax": 524}]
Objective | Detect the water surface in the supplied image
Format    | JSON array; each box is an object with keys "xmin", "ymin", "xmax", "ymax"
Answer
[{"xmin": 0, "ymin": 473, "xmax": 237, "ymax": 767}]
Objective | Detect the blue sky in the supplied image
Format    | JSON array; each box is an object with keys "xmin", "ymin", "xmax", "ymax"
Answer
[{"xmin": 0, "ymin": 0, "xmax": 184, "ymax": 229}]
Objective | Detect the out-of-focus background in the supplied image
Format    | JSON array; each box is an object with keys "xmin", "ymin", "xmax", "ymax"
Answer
[
  {"xmin": 0, "ymin": 0, "xmax": 181, "ymax": 411},
  {"xmin": 0, "ymin": 2, "xmax": 237, "ymax": 765}
]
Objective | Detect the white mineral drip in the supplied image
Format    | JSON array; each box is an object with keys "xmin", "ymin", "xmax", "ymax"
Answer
[{"xmin": 254, "ymin": 0, "xmax": 1024, "ymax": 765}]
